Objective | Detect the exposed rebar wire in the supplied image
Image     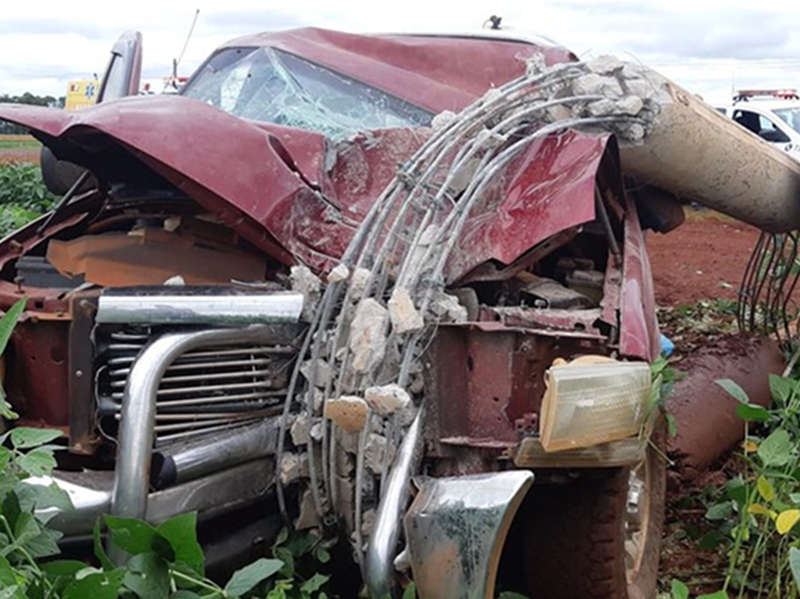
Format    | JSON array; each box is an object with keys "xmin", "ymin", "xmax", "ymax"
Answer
[
  {"xmin": 272, "ymin": 57, "xmax": 651, "ymax": 573},
  {"xmin": 738, "ymin": 231, "xmax": 800, "ymax": 350}
]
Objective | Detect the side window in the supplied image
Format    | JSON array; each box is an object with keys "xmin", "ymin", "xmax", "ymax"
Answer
[
  {"xmin": 732, "ymin": 110, "xmax": 790, "ymax": 142},
  {"xmin": 732, "ymin": 110, "xmax": 760, "ymax": 134},
  {"xmin": 757, "ymin": 115, "xmax": 790, "ymax": 142}
]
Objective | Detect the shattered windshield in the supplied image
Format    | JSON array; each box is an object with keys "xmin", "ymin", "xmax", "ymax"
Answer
[
  {"xmin": 774, "ymin": 108, "xmax": 800, "ymax": 134},
  {"xmin": 182, "ymin": 47, "xmax": 434, "ymax": 138}
]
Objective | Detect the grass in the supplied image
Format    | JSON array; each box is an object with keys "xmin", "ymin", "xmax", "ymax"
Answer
[{"xmin": 0, "ymin": 135, "xmax": 40, "ymax": 150}]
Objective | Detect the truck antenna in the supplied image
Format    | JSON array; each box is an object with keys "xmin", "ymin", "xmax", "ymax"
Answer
[{"xmin": 174, "ymin": 8, "xmax": 200, "ymax": 80}]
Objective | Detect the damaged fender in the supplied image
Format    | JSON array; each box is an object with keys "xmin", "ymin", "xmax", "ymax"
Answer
[{"xmin": 403, "ymin": 471, "xmax": 533, "ymax": 599}]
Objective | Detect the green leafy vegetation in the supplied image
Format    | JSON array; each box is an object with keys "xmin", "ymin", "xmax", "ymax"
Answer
[
  {"xmin": 0, "ymin": 163, "xmax": 56, "ymax": 237},
  {"xmin": 668, "ymin": 374, "xmax": 800, "ymax": 598},
  {"xmin": 0, "ymin": 302, "xmax": 332, "ymax": 598}
]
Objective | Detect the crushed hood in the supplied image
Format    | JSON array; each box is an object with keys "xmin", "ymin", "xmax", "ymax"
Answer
[{"xmin": 0, "ymin": 95, "xmax": 611, "ymax": 280}]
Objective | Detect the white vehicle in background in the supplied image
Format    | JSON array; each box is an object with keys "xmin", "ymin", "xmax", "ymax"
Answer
[{"xmin": 719, "ymin": 89, "xmax": 800, "ymax": 159}]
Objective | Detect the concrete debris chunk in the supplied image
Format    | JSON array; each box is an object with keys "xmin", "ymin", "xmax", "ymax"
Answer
[
  {"xmin": 361, "ymin": 509, "xmax": 377, "ymax": 538},
  {"xmin": 402, "ymin": 225, "xmax": 439, "ymax": 284},
  {"xmin": 618, "ymin": 122, "xmax": 646, "ymax": 142},
  {"xmin": 364, "ymin": 384, "xmax": 412, "ymax": 416},
  {"xmin": 310, "ymin": 420, "xmax": 323, "ymax": 441},
  {"xmin": 388, "ymin": 287, "xmax": 424, "ymax": 334},
  {"xmin": 324, "ymin": 395, "xmax": 370, "ymax": 432},
  {"xmin": 327, "ymin": 263, "xmax": 350, "ymax": 283},
  {"xmin": 348, "ymin": 299, "xmax": 388, "ymax": 373},
  {"xmin": 572, "ymin": 73, "xmax": 623, "ymax": 99},
  {"xmin": 279, "ymin": 452, "xmax": 309, "ymax": 485},
  {"xmin": 337, "ymin": 430, "xmax": 360, "ymax": 454},
  {"xmin": 307, "ymin": 388, "xmax": 324, "ymax": 412},
  {"xmin": 432, "ymin": 291, "xmax": 468, "ymax": 323},
  {"xmin": 290, "ymin": 265, "xmax": 321, "ymax": 320},
  {"xmin": 349, "ymin": 267, "xmax": 371, "ymax": 300},
  {"xmin": 364, "ymin": 433, "xmax": 393, "ymax": 474},
  {"xmin": 587, "ymin": 55, "xmax": 624, "ymax": 75},
  {"xmin": 431, "ymin": 110, "xmax": 457, "ymax": 131},
  {"xmin": 524, "ymin": 52, "xmax": 547, "ymax": 76},
  {"xmin": 300, "ymin": 359, "xmax": 331, "ymax": 389},
  {"xmin": 295, "ymin": 488, "xmax": 320, "ymax": 530},
  {"xmin": 290, "ymin": 413, "xmax": 312, "ymax": 445},
  {"xmin": 586, "ymin": 99, "xmax": 617, "ymax": 117},
  {"xmin": 616, "ymin": 95, "xmax": 644, "ymax": 116}
]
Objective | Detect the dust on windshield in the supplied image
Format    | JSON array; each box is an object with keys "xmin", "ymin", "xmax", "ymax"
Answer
[{"xmin": 181, "ymin": 47, "xmax": 433, "ymax": 138}]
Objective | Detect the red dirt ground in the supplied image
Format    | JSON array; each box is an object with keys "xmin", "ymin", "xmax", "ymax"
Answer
[
  {"xmin": 647, "ymin": 210, "xmax": 761, "ymax": 307},
  {"xmin": 0, "ymin": 148, "xmax": 39, "ymax": 165}
]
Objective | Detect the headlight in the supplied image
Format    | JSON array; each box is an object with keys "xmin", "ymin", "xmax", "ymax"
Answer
[{"xmin": 539, "ymin": 357, "xmax": 651, "ymax": 452}]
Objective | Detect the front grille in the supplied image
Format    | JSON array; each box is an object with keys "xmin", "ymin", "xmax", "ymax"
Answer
[{"xmin": 95, "ymin": 327, "xmax": 297, "ymax": 445}]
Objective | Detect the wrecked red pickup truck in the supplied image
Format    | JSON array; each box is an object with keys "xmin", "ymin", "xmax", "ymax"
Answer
[{"xmin": 3, "ymin": 26, "xmax": 800, "ymax": 599}]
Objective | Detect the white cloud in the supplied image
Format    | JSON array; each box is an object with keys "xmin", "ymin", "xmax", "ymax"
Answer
[{"xmin": 3, "ymin": 0, "xmax": 800, "ymax": 103}]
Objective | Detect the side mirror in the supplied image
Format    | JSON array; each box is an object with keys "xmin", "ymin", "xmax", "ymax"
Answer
[
  {"xmin": 41, "ymin": 31, "xmax": 143, "ymax": 196},
  {"xmin": 97, "ymin": 31, "xmax": 143, "ymax": 103}
]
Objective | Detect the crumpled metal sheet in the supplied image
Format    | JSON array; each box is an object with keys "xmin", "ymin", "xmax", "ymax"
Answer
[
  {"xmin": 404, "ymin": 470, "xmax": 533, "ymax": 599},
  {"xmin": 0, "ymin": 100, "xmax": 609, "ymax": 284}
]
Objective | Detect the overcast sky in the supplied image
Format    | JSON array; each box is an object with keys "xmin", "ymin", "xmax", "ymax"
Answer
[{"xmin": 3, "ymin": 0, "xmax": 800, "ymax": 105}]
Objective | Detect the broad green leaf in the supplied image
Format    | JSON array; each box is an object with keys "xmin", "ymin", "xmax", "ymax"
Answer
[
  {"xmin": 497, "ymin": 593, "xmax": 527, "ymax": 599},
  {"xmin": 0, "ymin": 586, "xmax": 20, "ymax": 599},
  {"xmin": 0, "ymin": 447, "xmax": 11, "ymax": 473},
  {"xmin": 93, "ymin": 519, "xmax": 115, "ymax": 571},
  {"xmin": 402, "ymin": 582, "xmax": 418, "ymax": 599},
  {"xmin": 224, "ymin": 558, "xmax": 284, "ymax": 597},
  {"xmin": 770, "ymin": 374, "xmax": 796, "ymax": 405},
  {"xmin": 716, "ymin": 379, "xmax": 750, "ymax": 404},
  {"xmin": 156, "ymin": 512, "xmax": 204, "ymax": 574},
  {"xmin": 41, "ymin": 560, "xmax": 89, "ymax": 593},
  {"xmin": 123, "ymin": 552, "xmax": 170, "ymax": 599},
  {"xmin": 10, "ymin": 427, "xmax": 62, "ymax": 449},
  {"xmin": 315, "ymin": 545, "xmax": 331, "ymax": 564},
  {"xmin": 274, "ymin": 546, "xmax": 294, "ymax": 577},
  {"xmin": 104, "ymin": 515, "xmax": 173, "ymax": 560},
  {"xmin": 170, "ymin": 592, "xmax": 202, "ymax": 599},
  {"xmin": 17, "ymin": 449, "xmax": 57, "ymax": 477},
  {"xmin": 776, "ymin": 509, "xmax": 800, "ymax": 535},
  {"xmin": 301, "ymin": 573, "xmax": 329, "ymax": 594},
  {"xmin": 35, "ymin": 481, "xmax": 74, "ymax": 512},
  {"xmin": 735, "ymin": 403, "xmax": 770, "ymax": 422},
  {"xmin": 757, "ymin": 475, "xmax": 775, "ymax": 502},
  {"xmin": 0, "ymin": 297, "xmax": 25, "ymax": 357},
  {"xmin": 3, "ymin": 491, "xmax": 21, "ymax": 530},
  {"xmin": 0, "ymin": 555, "xmax": 20, "ymax": 589},
  {"xmin": 789, "ymin": 546, "xmax": 800, "ymax": 592},
  {"xmin": 23, "ymin": 526, "xmax": 62, "ymax": 559},
  {"xmin": 705, "ymin": 501, "xmax": 733, "ymax": 521},
  {"xmin": 41, "ymin": 560, "xmax": 88, "ymax": 578},
  {"xmin": 758, "ymin": 429, "xmax": 792, "ymax": 467},
  {"xmin": 63, "ymin": 568, "xmax": 126, "ymax": 599},
  {"xmin": 670, "ymin": 580, "xmax": 689, "ymax": 599},
  {"xmin": 726, "ymin": 477, "xmax": 747, "ymax": 506}
]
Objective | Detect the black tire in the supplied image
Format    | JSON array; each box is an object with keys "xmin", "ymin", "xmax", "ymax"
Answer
[{"xmin": 522, "ymin": 423, "xmax": 666, "ymax": 599}]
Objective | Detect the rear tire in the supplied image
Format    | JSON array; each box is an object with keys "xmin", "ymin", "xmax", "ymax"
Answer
[{"xmin": 523, "ymin": 424, "xmax": 666, "ymax": 599}]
